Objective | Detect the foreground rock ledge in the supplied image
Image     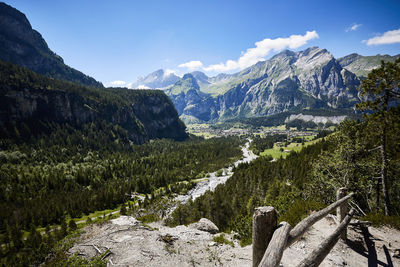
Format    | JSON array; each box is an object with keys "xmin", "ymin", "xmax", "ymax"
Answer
[{"xmin": 68, "ymin": 216, "xmax": 250, "ymax": 266}]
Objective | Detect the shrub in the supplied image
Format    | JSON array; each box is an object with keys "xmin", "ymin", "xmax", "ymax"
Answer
[
  {"xmin": 213, "ymin": 234, "xmax": 234, "ymax": 247},
  {"xmin": 279, "ymin": 199, "xmax": 325, "ymax": 226},
  {"xmin": 361, "ymin": 213, "xmax": 400, "ymax": 229},
  {"xmin": 137, "ymin": 213, "xmax": 160, "ymax": 224}
]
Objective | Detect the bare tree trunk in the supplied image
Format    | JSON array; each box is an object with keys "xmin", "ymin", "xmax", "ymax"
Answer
[
  {"xmin": 381, "ymin": 124, "xmax": 391, "ymax": 215},
  {"xmin": 376, "ymin": 178, "xmax": 380, "ymax": 213},
  {"xmin": 252, "ymin": 207, "xmax": 277, "ymax": 267}
]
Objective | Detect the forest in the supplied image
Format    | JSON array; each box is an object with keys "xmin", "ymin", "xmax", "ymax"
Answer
[{"xmin": 0, "ymin": 120, "xmax": 244, "ymax": 265}]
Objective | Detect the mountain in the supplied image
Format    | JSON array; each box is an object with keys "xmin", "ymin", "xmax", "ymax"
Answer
[
  {"xmin": 166, "ymin": 47, "xmax": 361, "ymax": 123},
  {"xmin": 0, "ymin": 2, "xmax": 103, "ymax": 87},
  {"xmin": 0, "ymin": 60, "xmax": 187, "ymax": 144},
  {"xmin": 190, "ymin": 71, "xmax": 210, "ymax": 86},
  {"xmin": 338, "ymin": 53, "xmax": 400, "ymax": 78},
  {"xmin": 133, "ymin": 69, "xmax": 180, "ymax": 89},
  {"xmin": 166, "ymin": 74, "xmax": 217, "ymax": 123}
]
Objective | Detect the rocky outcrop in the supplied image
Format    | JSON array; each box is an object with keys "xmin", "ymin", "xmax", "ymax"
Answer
[
  {"xmin": 189, "ymin": 218, "xmax": 219, "ymax": 234},
  {"xmin": 0, "ymin": 2, "xmax": 102, "ymax": 87},
  {"xmin": 285, "ymin": 114, "xmax": 347, "ymax": 124},
  {"xmin": 68, "ymin": 217, "xmax": 249, "ymax": 266}
]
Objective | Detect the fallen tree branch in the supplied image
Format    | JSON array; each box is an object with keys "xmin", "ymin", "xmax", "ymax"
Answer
[
  {"xmin": 296, "ymin": 208, "xmax": 355, "ymax": 267},
  {"xmin": 287, "ymin": 192, "xmax": 354, "ymax": 247}
]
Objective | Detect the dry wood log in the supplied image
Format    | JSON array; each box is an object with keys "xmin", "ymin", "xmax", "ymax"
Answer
[
  {"xmin": 296, "ymin": 208, "xmax": 355, "ymax": 267},
  {"xmin": 336, "ymin": 188, "xmax": 348, "ymax": 240},
  {"xmin": 258, "ymin": 222, "xmax": 292, "ymax": 267},
  {"xmin": 286, "ymin": 192, "xmax": 354, "ymax": 247},
  {"xmin": 252, "ymin": 207, "xmax": 277, "ymax": 267}
]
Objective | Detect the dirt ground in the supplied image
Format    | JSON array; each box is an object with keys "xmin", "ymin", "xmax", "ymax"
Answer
[{"xmin": 68, "ymin": 215, "xmax": 400, "ymax": 266}]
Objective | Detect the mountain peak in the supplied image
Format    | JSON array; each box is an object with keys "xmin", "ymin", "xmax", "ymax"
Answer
[
  {"xmin": 133, "ymin": 69, "xmax": 179, "ymax": 89},
  {"xmin": 0, "ymin": 2, "xmax": 102, "ymax": 87},
  {"xmin": 168, "ymin": 73, "xmax": 200, "ymax": 95},
  {"xmin": 0, "ymin": 2, "xmax": 31, "ymax": 28}
]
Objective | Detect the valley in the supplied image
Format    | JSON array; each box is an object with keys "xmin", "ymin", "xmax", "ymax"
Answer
[{"xmin": 0, "ymin": 1, "xmax": 400, "ymax": 266}]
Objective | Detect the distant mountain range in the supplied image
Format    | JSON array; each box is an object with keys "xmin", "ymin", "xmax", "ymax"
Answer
[
  {"xmin": 136, "ymin": 48, "xmax": 399, "ymax": 123},
  {"xmin": 0, "ymin": 2, "xmax": 103, "ymax": 87}
]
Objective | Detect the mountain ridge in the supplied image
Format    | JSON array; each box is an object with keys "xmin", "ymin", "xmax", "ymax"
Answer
[
  {"xmin": 165, "ymin": 47, "xmax": 364, "ymax": 123},
  {"xmin": 136, "ymin": 47, "xmax": 398, "ymax": 124},
  {"xmin": 0, "ymin": 2, "xmax": 103, "ymax": 87},
  {"xmin": 0, "ymin": 60, "xmax": 188, "ymax": 144}
]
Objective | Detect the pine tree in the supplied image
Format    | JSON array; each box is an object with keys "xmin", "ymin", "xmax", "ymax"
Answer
[
  {"xmin": 357, "ymin": 58, "xmax": 400, "ymax": 215},
  {"xmin": 68, "ymin": 220, "xmax": 77, "ymax": 232}
]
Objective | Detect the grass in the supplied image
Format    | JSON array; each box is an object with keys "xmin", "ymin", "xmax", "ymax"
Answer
[
  {"xmin": 361, "ymin": 213, "xmax": 400, "ymax": 229},
  {"xmin": 188, "ymin": 131, "xmax": 217, "ymax": 139},
  {"xmin": 260, "ymin": 137, "xmax": 321, "ymax": 159},
  {"xmin": 213, "ymin": 234, "xmax": 234, "ymax": 247},
  {"xmin": 71, "ymin": 207, "xmax": 120, "ymax": 224}
]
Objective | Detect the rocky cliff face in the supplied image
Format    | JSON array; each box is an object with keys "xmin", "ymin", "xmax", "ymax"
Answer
[
  {"xmin": 1, "ymin": 87, "xmax": 187, "ymax": 143},
  {"xmin": 166, "ymin": 47, "xmax": 361, "ymax": 123},
  {"xmin": 0, "ymin": 61, "xmax": 187, "ymax": 144},
  {"xmin": 0, "ymin": 2, "xmax": 103, "ymax": 87}
]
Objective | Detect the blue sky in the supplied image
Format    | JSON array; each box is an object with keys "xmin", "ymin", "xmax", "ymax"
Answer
[{"xmin": 5, "ymin": 0, "xmax": 400, "ymax": 86}]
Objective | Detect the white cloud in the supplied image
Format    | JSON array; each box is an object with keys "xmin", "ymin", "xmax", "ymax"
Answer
[
  {"xmin": 201, "ymin": 30, "xmax": 319, "ymax": 72},
  {"xmin": 108, "ymin": 80, "xmax": 133, "ymax": 89},
  {"xmin": 137, "ymin": 84, "xmax": 151, "ymax": 89},
  {"xmin": 110, "ymin": 80, "xmax": 127, "ymax": 86},
  {"xmin": 164, "ymin": 68, "xmax": 178, "ymax": 76},
  {"xmin": 346, "ymin": 23, "xmax": 362, "ymax": 32},
  {"xmin": 178, "ymin": 60, "xmax": 204, "ymax": 70},
  {"xmin": 364, "ymin": 29, "xmax": 400, "ymax": 45}
]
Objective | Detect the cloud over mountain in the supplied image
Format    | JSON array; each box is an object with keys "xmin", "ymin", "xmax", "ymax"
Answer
[
  {"xmin": 364, "ymin": 29, "xmax": 400, "ymax": 45},
  {"xmin": 178, "ymin": 31, "xmax": 319, "ymax": 73}
]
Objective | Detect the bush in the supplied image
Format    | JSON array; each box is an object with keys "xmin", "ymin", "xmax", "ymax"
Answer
[
  {"xmin": 137, "ymin": 213, "xmax": 160, "ymax": 223},
  {"xmin": 213, "ymin": 234, "xmax": 234, "ymax": 247},
  {"xmin": 68, "ymin": 220, "xmax": 77, "ymax": 231},
  {"xmin": 279, "ymin": 199, "xmax": 325, "ymax": 226},
  {"xmin": 120, "ymin": 205, "xmax": 127, "ymax": 215},
  {"xmin": 361, "ymin": 213, "xmax": 400, "ymax": 229}
]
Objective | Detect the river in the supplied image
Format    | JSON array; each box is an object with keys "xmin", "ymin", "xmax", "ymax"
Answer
[{"xmin": 174, "ymin": 139, "xmax": 258, "ymax": 204}]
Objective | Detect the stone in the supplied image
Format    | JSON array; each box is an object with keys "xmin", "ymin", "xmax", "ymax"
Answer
[{"xmin": 189, "ymin": 218, "xmax": 219, "ymax": 234}]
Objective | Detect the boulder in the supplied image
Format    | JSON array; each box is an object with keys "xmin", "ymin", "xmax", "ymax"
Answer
[{"xmin": 189, "ymin": 218, "xmax": 219, "ymax": 234}]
